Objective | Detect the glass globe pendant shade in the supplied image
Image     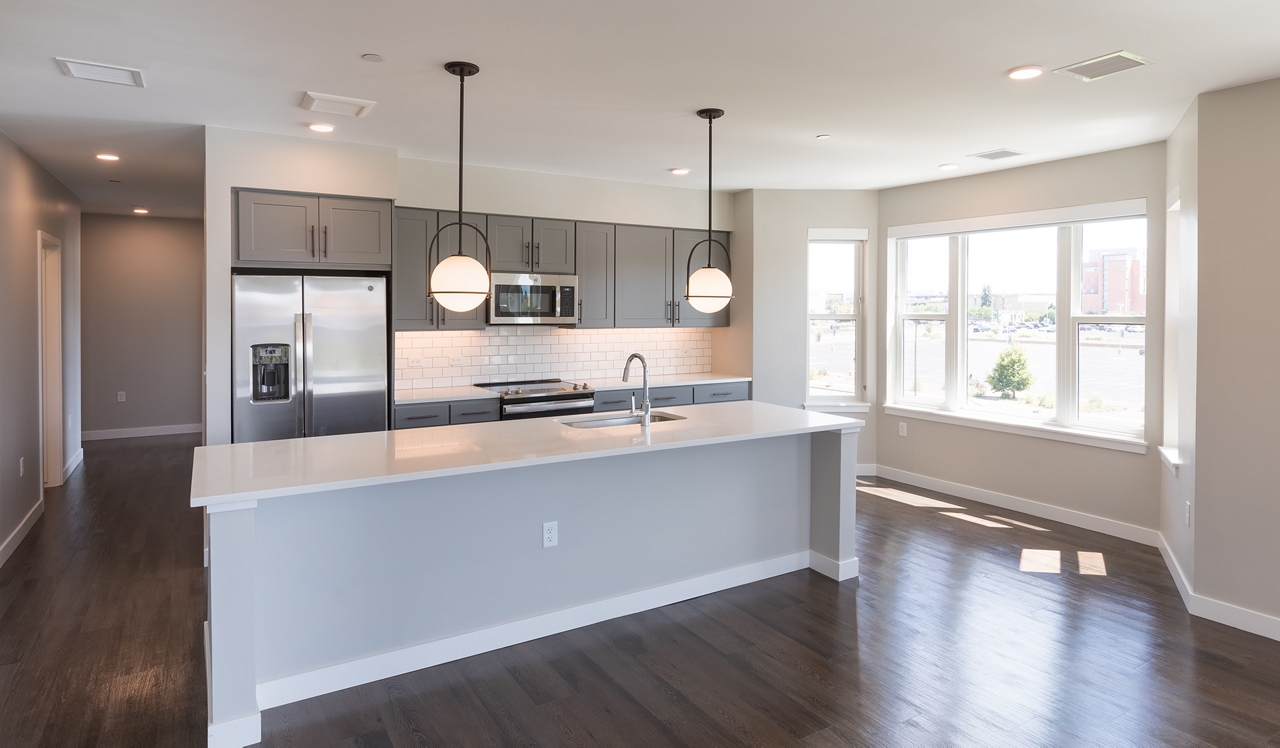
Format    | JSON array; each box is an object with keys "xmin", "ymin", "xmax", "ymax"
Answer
[
  {"xmin": 686, "ymin": 266, "xmax": 732, "ymax": 313},
  {"xmin": 431, "ymin": 253, "xmax": 490, "ymax": 312}
]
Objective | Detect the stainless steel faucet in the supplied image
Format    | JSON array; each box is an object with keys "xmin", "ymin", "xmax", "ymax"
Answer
[{"xmin": 622, "ymin": 353, "xmax": 650, "ymax": 428}]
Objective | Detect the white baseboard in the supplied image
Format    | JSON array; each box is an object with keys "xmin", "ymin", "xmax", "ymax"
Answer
[
  {"xmin": 0, "ymin": 498, "xmax": 44, "ymax": 570},
  {"xmin": 256, "ymin": 550, "xmax": 813, "ymax": 710},
  {"xmin": 208, "ymin": 712, "xmax": 261, "ymax": 748},
  {"xmin": 1158, "ymin": 534, "xmax": 1280, "ymax": 642},
  {"xmin": 809, "ymin": 551, "xmax": 859, "ymax": 581},
  {"xmin": 81, "ymin": 423, "xmax": 202, "ymax": 441},
  {"xmin": 875, "ymin": 465, "xmax": 1160, "ymax": 547},
  {"xmin": 62, "ymin": 448, "xmax": 83, "ymax": 483},
  {"xmin": 856, "ymin": 463, "xmax": 877, "ymax": 477}
]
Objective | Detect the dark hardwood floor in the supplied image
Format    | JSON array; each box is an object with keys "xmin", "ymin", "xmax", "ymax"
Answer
[{"xmin": 2, "ymin": 435, "xmax": 1279, "ymax": 746}]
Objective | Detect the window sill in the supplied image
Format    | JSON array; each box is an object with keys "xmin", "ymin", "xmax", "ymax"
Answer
[
  {"xmin": 883, "ymin": 403, "xmax": 1147, "ymax": 454},
  {"xmin": 1158, "ymin": 446, "xmax": 1182, "ymax": 476},
  {"xmin": 804, "ymin": 401, "xmax": 871, "ymax": 414}
]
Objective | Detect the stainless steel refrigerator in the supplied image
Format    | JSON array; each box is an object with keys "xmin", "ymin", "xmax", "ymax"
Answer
[{"xmin": 233, "ymin": 275, "xmax": 388, "ymax": 443}]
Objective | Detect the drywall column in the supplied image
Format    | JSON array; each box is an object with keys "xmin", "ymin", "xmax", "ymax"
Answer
[
  {"xmin": 809, "ymin": 424, "xmax": 862, "ymax": 581},
  {"xmin": 206, "ymin": 504, "xmax": 260, "ymax": 748}
]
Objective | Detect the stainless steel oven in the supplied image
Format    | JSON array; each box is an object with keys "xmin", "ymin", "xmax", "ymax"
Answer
[
  {"xmin": 475, "ymin": 379, "xmax": 595, "ymax": 420},
  {"xmin": 489, "ymin": 273, "xmax": 577, "ymax": 324}
]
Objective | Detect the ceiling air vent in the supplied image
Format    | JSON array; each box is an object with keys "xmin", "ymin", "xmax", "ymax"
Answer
[
  {"xmin": 1054, "ymin": 51, "xmax": 1151, "ymax": 82},
  {"xmin": 55, "ymin": 58, "xmax": 144, "ymax": 87},
  {"xmin": 969, "ymin": 149, "xmax": 1022, "ymax": 161},
  {"xmin": 300, "ymin": 91, "xmax": 377, "ymax": 118}
]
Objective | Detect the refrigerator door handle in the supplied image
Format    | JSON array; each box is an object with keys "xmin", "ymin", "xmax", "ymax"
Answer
[
  {"xmin": 303, "ymin": 312, "xmax": 315, "ymax": 436},
  {"xmin": 294, "ymin": 313, "xmax": 305, "ymax": 436}
]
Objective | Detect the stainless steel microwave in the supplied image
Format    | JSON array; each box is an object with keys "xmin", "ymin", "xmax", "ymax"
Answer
[{"xmin": 489, "ymin": 273, "xmax": 578, "ymax": 324}]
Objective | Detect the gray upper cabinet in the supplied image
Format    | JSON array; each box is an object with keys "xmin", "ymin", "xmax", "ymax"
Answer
[
  {"xmin": 576, "ymin": 222, "xmax": 614, "ymax": 328},
  {"xmin": 533, "ymin": 219, "xmax": 575, "ymax": 274},
  {"xmin": 435, "ymin": 212, "xmax": 488, "ymax": 330},
  {"xmin": 487, "ymin": 215, "xmax": 533, "ymax": 273},
  {"xmin": 237, "ymin": 191, "xmax": 319, "ymax": 263},
  {"xmin": 393, "ymin": 207, "xmax": 438, "ymax": 330},
  {"xmin": 674, "ymin": 229, "xmax": 731, "ymax": 327},
  {"xmin": 320, "ymin": 197, "xmax": 392, "ymax": 265},
  {"xmin": 615, "ymin": 225, "xmax": 674, "ymax": 328}
]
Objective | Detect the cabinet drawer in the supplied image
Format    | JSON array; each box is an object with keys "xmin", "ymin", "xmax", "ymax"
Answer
[
  {"xmin": 648, "ymin": 386, "xmax": 693, "ymax": 407},
  {"xmin": 694, "ymin": 382, "xmax": 749, "ymax": 404},
  {"xmin": 450, "ymin": 401, "xmax": 500, "ymax": 424},
  {"xmin": 394, "ymin": 403, "xmax": 449, "ymax": 429},
  {"xmin": 594, "ymin": 390, "xmax": 638, "ymax": 412}
]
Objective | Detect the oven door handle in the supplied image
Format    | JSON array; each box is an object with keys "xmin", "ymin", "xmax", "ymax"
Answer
[{"xmin": 503, "ymin": 398, "xmax": 595, "ymax": 415}]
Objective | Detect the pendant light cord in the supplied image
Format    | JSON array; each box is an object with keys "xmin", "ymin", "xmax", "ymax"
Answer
[
  {"xmin": 706, "ymin": 115, "xmax": 713, "ymax": 268},
  {"xmin": 456, "ymin": 73, "xmax": 465, "ymax": 256}
]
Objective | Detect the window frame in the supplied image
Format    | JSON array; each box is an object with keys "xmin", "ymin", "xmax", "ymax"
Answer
[
  {"xmin": 886, "ymin": 200, "xmax": 1148, "ymax": 450},
  {"xmin": 806, "ymin": 239, "xmax": 866, "ymax": 406}
]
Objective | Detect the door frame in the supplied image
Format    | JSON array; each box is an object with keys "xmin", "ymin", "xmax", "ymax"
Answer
[{"xmin": 37, "ymin": 230, "xmax": 64, "ymax": 488}]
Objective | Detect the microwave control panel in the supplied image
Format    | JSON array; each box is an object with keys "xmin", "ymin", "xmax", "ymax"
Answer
[{"xmin": 559, "ymin": 286, "xmax": 575, "ymax": 318}]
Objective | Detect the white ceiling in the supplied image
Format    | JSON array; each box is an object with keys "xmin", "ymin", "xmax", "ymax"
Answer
[{"xmin": 3, "ymin": 0, "xmax": 1280, "ymax": 218}]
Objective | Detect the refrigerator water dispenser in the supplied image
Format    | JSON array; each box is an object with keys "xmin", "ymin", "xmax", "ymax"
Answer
[{"xmin": 250, "ymin": 344, "xmax": 291, "ymax": 402}]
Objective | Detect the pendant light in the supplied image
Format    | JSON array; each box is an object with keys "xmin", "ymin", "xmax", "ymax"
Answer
[
  {"xmin": 684, "ymin": 108, "xmax": 733, "ymax": 314},
  {"xmin": 429, "ymin": 61, "xmax": 492, "ymax": 314}
]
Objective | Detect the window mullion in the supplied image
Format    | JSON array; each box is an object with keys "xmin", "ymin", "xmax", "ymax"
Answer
[
  {"xmin": 1057, "ymin": 225, "xmax": 1079, "ymax": 428},
  {"xmin": 945, "ymin": 235, "xmax": 964, "ymax": 410}
]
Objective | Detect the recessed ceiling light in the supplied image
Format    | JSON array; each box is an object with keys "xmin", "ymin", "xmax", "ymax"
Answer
[
  {"xmin": 96, "ymin": 153, "xmax": 119, "ymax": 161},
  {"xmin": 1008, "ymin": 65, "xmax": 1043, "ymax": 80},
  {"xmin": 669, "ymin": 168, "xmax": 690, "ymax": 175},
  {"xmin": 815, "ymin": 134, "xmax": 831, "ymax": 140},
  {"xmin": 309, "ymin": 123, "xmax": 335, "ymax": 133},
  {"xmin": 132, "ymin": 207, "xmax": 148, "ymax": 214},
  {"xmin": 361, "ymin": 53, "xmax": 384, "ymax": 62},
  {"xmin": 939, "ymin": 163, "xmax": 959, "ymax": 171}
]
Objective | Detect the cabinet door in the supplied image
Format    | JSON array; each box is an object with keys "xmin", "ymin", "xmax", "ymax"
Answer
[
  {"xmin": 449, "ymin": 400, "xmax": 500, "ymax": 424},
  {"xmin": 648, "ymin": 385, "xmax": 693, "ymax": 407},
  {"xmin": 674, "ymin": 229, "xmax": 731, "ymax": 327},
  {"xmin": 615, "ymin": 225, "xmax": 673, "ymax": 328},
  {"xmin": 575, "ymin": 222, "xmax": 614, "ymax": 328},
  {"xmin": 487, "ymin": 215, "xmax": 533, "ymax": 273},
  {"xmin": 594, "ymin": 389, "xmax": 637, "ymax": 412},
  {"xmin": 237, "ymin": 191, "xmax": 319, "ymax": 263},
  {"xmin": 533, "ymin": 219, "xmax": 575, "ymax": 274},
  {"xmin": 393, "ymin": 208, "xmax": 437, "ymax": 330},
  {"xmin": 393, "ymin": 402, "xmax": 449, "ymax": 429},
  {"xmin": 319, "ymin": 197, "xmax": 392, "ymax": 265},
  {"xmin": 435, "ymin": 212, "xmax": 488, "ymax": 330}
]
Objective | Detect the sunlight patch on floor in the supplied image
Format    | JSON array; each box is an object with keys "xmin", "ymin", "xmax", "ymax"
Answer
[
  {"xmin": 940, "ymin": 512, "xmax": 1011, "ymax": 528},
  {"xmin": 1020, "ymin": 549, "xmax": 1062, "ymax": 573},
  {"xmin": 858, "ymin": 485, "xmax": 963, "ymax": 509},
  {"xmin": 988, "ymin": 515, "xmax": 1050, "ymax": 531},
  {"xmin": 1078, "ymin": 551, "xmax": 1107, "ymax": 576}
]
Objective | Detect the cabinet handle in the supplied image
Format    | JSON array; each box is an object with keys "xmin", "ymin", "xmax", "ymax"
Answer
[
  {"xmin": 602, "ymin": 399, "xmax": 626, "ymax": 405},
  {"xmin": 524, "ymin": 241, "xmax": 530, "ymax": 264},
  {"xmin": 310, "ymin": 225, "xmax": 316, "ymax": 256},
  {"xmin": 534, "ymin": 242, "xmax": 541, "ymax": 268},
  {"xmin": 666, "ymin": 301, "xmax": 671, "ymax": 321},
  {"xmin": 404, "ymin": 414, "xmax": 439, "ymax": 420},
  {"xmin": 323, "ymin": 225, "xmax": 328, "ymax": 258},
  {"xmin": 711, "ymin": 392, "xmax": 731, "ymax": 397},
  {"xmin": 577, "ymin": 299, "xmax": 582, "ymax": 324},
  {"xmin": 653, "ymin": 396, "xmax": 677, "ymax": 402},
  {"xmin": 676, "ymin": 300, "xmax": 681, "ymax": 324},
  {"xmin": 458, "ymin": 410, "xmax": 490, "ymax": 417}
]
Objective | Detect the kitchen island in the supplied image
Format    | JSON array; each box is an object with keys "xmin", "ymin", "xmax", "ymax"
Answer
[{"xmin": 193, "ymin": 400, "xmax": 862, "ymax": 747}]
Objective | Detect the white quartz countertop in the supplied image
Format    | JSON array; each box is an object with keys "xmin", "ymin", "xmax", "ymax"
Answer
[
  {"xmin": 394, "ymin": 372, "xmax": 750, "ymax": 404},
  {"xmin": 191, "ymin": 400, "xmax": 860, "ymax": 508}
]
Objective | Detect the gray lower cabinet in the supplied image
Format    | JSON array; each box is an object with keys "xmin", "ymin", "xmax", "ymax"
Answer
[
  {"xmin": 647, "ymin": 385, "xmax": 693, "ymax": 407},
  {"xmin": 615, "ymin": 225, "xmax": 674, "ymax": 328},
  {"xmin": 674, "ymin": 229, "xmax": 731, "ymax": 327},
  {"xmin": 487, "ymin": 215, "xmax": 533, "ymax": 273},
  {"xmin": 436, "ymin": 212, "xmax": 488, "ymax": 330},
  {"xmin": 393, "ymin": 402, "xmax": 449, "ymax": 429},
  {"xmin": 450, "ymin": 400, "xmax": 500, "ymax": 424},
  {"xmin": 594, "ymin": 389, "xmax": 637, "ymax": 412},
  {"xmin": 237, "ymin": 191, "xmax": 319, "ymax": 263},
  {"xmin": 693, "ymin": 381, "xmax": 749, "ymax": 403},
  {"xmin": 533, "ymin": 219, "xmax": 575, "ymax": 274},
  {"xmin": 393, "ymin": 208, "xmax": 438, "ymax": 330},
  {"xmin": 320, "ymin": 197, "xmax": 392, "ymax": 265},
  {"xmin": 576, "ymin": 222, "xmax": 614, "ymax": 328}
]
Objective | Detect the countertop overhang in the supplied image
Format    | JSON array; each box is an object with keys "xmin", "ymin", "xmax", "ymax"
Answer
[{"xmin": 191, "ymin": 400, "xmax": 862, "ymax": 508}]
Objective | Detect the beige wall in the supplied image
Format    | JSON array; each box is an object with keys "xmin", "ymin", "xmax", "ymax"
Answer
[
  {"xmin": 0, "ymin": 127, "xmax": 81, "ymax": 564},
  {"xmin": 710, "ymin": 190, "xmax": 754, "ymax": 377},
  {"xmin": 876, "ymin": 144, "xmax": 1166, "ymax": 530},
  {"xmin": 82, "ymin": 214, "xmax": 204, "ymax": 435},
  {"xmin": 1195, "ymin": 79, "xmax": 1280, "ymax": 619}
]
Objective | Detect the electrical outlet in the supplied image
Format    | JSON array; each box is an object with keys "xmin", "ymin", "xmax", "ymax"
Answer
[
  {"xmin": 1185, "ymin": 501, "xmax": 1191, "ymax": 527},
  {"xmin": 449, "ymin": 356, "xmax": 465, "ymax": 367},
  {"xmin": 681, "ymin": 348, "xmax": 691, "ymax": 357},
  {"xmin": 543, "ymin": 521, "xmax": 558, "ymax": 548},
  {"xmin": 117, "ymin": 391, "xmax": 126, "ymax": 403},
  {"xmin": 899, "ymin": 422, "xmax": 907, "ymax": 437},
  {"xmin": 19, "ymin": 457, "xmax": 24, "ymax": 477},
  {"xmin": 409, "ymin": 358, "xmax": 424, "ymax": 368}
]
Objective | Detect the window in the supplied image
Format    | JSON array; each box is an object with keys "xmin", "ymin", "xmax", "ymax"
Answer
[
  {"xmin": 807, "ymin": 241, "xmax": 863, "ymax": 401},
  {"xmin": 891, "ymin": 207, "xmax": 1147, "ymax": 442}
]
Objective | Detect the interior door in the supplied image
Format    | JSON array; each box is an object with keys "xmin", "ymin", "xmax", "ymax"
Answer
[{"xmin": 304, "ymin": 276, "xmax": 387, "ymax": 437}]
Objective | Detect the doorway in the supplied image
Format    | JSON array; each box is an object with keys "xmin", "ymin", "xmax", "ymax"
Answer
[{"xmin": 38, "ymin": 231, "xmax": 63, "ymax": 488}]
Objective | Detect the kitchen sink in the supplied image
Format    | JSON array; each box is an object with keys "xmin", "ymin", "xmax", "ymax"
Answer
[{"xmin": 557, "ymin": 411, "xmax": 687, "ymax": 429}]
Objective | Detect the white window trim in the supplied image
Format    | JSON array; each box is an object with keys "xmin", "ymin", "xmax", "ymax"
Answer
[
  {"xmin": 806, "ymin": 235, "xmax": 868, "ymax": 407},
  {"xmin": 886, "ymin": 199, "xmax": 1149, "ymax": 450}
]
